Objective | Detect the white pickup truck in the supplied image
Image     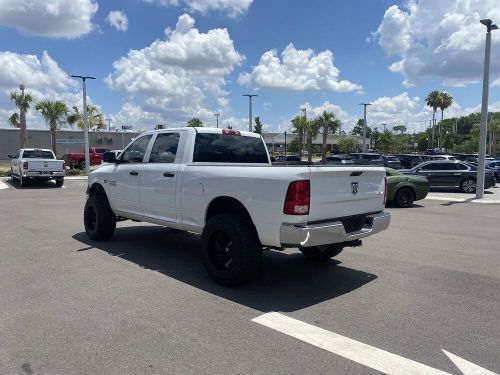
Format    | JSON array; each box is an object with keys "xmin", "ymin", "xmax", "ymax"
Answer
[
  {"xmin": 9, "ymin": 148, "xmax": 65, "ymax": 187},
  {"xmin": 85, "ymin": 128, "xmax": 390, "ymax": 284}
]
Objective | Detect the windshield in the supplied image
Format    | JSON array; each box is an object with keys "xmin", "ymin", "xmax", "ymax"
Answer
[{"xmin": 22, "ymin": 150, "xmax": 54, "ymax": 159}]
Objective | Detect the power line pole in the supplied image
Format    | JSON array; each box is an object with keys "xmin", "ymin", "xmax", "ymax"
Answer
[
  {"xmin": 214, "ymin": 112, "xmax": 220, "ymax": 128},
  {"xmin": 477, "ymin": 19, "xmax": 498, "ymax": 199},
  {"xmin": 359, "ymin": 103, "xmax": 372, "ymax": 152},
  {"xmin": 243, "ymin": 94, "xmax": 258, "ymax": 132},
  {"xmin": 71, "ymin": 75, "xmax": 96, "ymax": 175}
]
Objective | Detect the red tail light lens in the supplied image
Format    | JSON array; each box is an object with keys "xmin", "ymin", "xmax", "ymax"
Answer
[
  {"xmin": 284, "ymin": 180, "xmax": 310, "ymax": 215},
  {"xmin": 222, "ymin": 129, "xmax": 241, "ymax": 136},
  {"xmin": 23, "ymin": 161, "xmax": 28, "ymax": 169}
]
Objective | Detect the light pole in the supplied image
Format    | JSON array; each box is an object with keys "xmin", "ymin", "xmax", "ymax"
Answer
[
  {"xmin": 359, "ymin": 103, "xmax": 372, "ymax": 152},
  {"xmin": 106, "ymin": 118, "xmax": 112, "ymax": 131},
  {"xmin": 243, "ymin": 94, "xmax": 258, "ymax": 132},
  {"xmin": 301, "ymin": 107, "xmax": 307, "ymax": 157},
  {"xmin": 214, "ymin": 112, "xmax": 220, "ymax": 128},
  {"xmin": 71, "ymin": 75, "xmax": 96, "ymax": 175},
  {"xmin": 477, "ymin": 19, "xmax": 498, "ymax": 199}
]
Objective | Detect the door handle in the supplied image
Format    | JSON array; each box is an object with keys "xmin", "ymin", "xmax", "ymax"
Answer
[
  {"xmin": 130, "ymin": 170, "xmax": 139, "ymax": 176},
  {"xmin": 163, "ymin": 172, "xmax": 175, "ymax": 178}
]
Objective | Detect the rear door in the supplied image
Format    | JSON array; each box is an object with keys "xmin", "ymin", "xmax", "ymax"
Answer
[
  {"xmin": 416, "ymin": 162, "xmax": 442, "ymax": 185},
  {"xmin": 140, "ymin": 132, "xmax": 183, "ymax": 224},
  {"xmin": 308, "ymin": 166, "xmax": 386, "ymax": 221}
]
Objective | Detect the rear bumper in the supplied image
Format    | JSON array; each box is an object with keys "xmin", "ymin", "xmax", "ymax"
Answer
[
  {"xmin": 23, "ymin": 171, "xmax": 65, "ymax": 178},
  {"xmin": 280, "ymin": 211, "xmax": 391, "ymax": 248}
]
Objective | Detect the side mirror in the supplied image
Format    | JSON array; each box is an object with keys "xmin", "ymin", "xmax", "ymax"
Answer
[
  {"xmin": 102, "ymin": 151, "xmax": 116, "ymax": 163},
  {"xmin": 7, "ymin": 154, "xmax": 16, "ymax": 159}
]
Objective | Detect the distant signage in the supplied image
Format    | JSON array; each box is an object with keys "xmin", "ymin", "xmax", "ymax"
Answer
[{"xmin": 56, "ymin": 139, "xmax": 84, "ymax": 145}]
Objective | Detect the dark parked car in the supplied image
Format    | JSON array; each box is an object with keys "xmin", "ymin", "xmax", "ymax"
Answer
[
  {"xmin": 402, "ymin": 160, "xmax": 495, "ymax": 193},
  {"xmin": 382, "ymin": 155, "xmax": 401, "ymax": 169},
  {"xmin": 452, "ymin": 153, "xmax": 478, "ymax": 163},
  {"xmin": 385, "ymin": 168, "xmax": 429, "ymax": 207},
  {"xmin": 325, "ymin": 156, "xmax": 354, "ymax": 165},
  {"xmin": 345, "ymin": 153, "xmax": 383, "ymax": 166},
  {"xmin": 394, "ymin": 154, "xmax": 424, "ymax": 169},
  {"xmin": 272, "ymin": 155, "xmax": 304, "ymax": 165},
  {"xmin": 485, "ymin": 160, "xmax": 500, "ymax": 182}
]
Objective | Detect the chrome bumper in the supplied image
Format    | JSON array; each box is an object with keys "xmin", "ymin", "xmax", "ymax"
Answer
[
  {"xmin": 280, "ymin": 211, "xmax": 391, "ymax": 248},
  {"xmin": 23, "ymin": 171, "xmax": 65, "ymax": 178}
]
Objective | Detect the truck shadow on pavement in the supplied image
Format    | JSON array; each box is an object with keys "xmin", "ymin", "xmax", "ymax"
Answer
[
  {"xmin": 5, "ymin": 178, "xmax": 60, "ymax": 189},
  {"xmin": 73, "ymin": 225, "xmax": 377, "ymax": 313}
]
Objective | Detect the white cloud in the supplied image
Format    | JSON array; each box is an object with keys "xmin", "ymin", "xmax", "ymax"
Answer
[
  {"xmin": 373, "ymin": 0, "xmax": 500, "ymax": 87},
  {"xmin": 492, "ymin": 78, "xmax": 500, "ymax": 87},
  {"xmin": 239, "ymin": 44, "xmax": 362, "ymax": 92},
  {"xmin": 142, "ymin": 0, "xmax": 252, "ymax": 18},
  {"xmin": 0, "ymin": 0, "xmax": 98, "ymax": 39},
  {"xmin": 106, "ymin": 14, "xmax": 243, "ymax": 128},
  {"xmin": 106, "ymin": 10, "xmax": 128, "ymax": 32},
  {"xmin": 0, "ymin": 51, "xmax": 90, "ymax": 128}
]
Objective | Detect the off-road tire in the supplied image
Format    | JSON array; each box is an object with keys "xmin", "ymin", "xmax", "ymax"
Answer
[
  {"xmin": 55, "ymin": 178, "xmax": 64, "ymax": 187},
  {"xmin": 394, "ymin": 187, "xmax": 415, "ymax": 208},
  {"xmin": 299, "ymin": 244, "xmax": 344, "ymax": 261},
  {"xmin": 84, "ymin": 195, "xmax": 116, "ymax": 241},
  {"xmin": 201, "ymin": 213, "xmax": 262, "ymax": 286}
]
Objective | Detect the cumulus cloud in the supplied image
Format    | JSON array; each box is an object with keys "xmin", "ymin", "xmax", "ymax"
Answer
[
  {"xmin": 0, "ymin": 51, "xmax": 90, "ymax": 128},
  {"xmin": 0, "ymin": 0, "xmax": 98, "ymax": 39},
  {"xmin": 239, "ymin": 44, "xmax": 362, "ymax": 92},
  {"xmin": 106, "ymin": 14, "xmax": 243, "ymax": 128},
  {"xmin": 106, "ymin": 10, "xmax": 128, "ymax": 32},
  {"xmin": 372, "ymin": 0, "xmax": 500, "ymax": 87},
  {"xmin": 142, "ymin": 0, "xmax": 252, "ymax": 18},
  {"xmin": 492, "ymin": 78, "xmax": 500, "ymax": 87}
]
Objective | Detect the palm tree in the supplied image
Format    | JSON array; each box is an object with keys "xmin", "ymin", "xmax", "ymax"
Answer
[
  {"xmin": 306, "ymin": 118, "xmax": 322, "ymax": 163},
  {"xmin": 489, "ymin": 119, "xmax": 500, "ymax": 156},
  {"xmin": 317, "ymin": 111, "xmax": 341, "ymax": 164},
  {"xmin": 67, "ymin": 105, "xmax": 106, "ymax": 130},
  {"xmin": 291, "ymin": 115, "xmax": 306, "ymax": 158},
  {"xmin": 425, "ymin": 90, "xmax": 441, "ymax": 148},
  {"xmin": 35, "ymin": 100, "xmax": 68, "ymax": 155},
  {"xmin": 8, "ymin": 113, "xmax": 19, "ymax": 128},
  {"xmin": 10, "ymin": 91, "xmax": 34, "ymax": 148},
  {"xmin": 438, "ymin": 92, "xmax": 453, "ymax": 147}
]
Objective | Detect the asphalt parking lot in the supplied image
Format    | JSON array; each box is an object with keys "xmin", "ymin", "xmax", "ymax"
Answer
[{"xmin": 1, "ymin": 179, "xmax": 499, "ymax": 374}]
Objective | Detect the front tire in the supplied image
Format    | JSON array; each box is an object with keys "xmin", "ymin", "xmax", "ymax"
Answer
[
  {"xmin": 201, "ymin": 213, "xmax": 262, "ymax": 285},
  {"xmin": 299, "ymin": 244, "xmax": 344, "ymax": 261},
  {"xmin": 84, "ymin": 195, "xmax": 116, "ymax": 241},
  {"xmin": 55, "ymin": 178, "xmax": 64, "ymax": 187},
  {"xmin": 460, "ymin": 178, "xmax": 476, "ymax": 193},
  {"xmin": 18, "ymin": 174, "xmax": 25, "ymax": 187},
  {"xmin": 394, "ymin": 187, "xmax": 415, "ymax": 208}
]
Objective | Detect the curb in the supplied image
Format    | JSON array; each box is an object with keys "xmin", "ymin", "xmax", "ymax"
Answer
[{"xmin": 425, "ymin": 196, "xmax": 500, "ymax": 204}]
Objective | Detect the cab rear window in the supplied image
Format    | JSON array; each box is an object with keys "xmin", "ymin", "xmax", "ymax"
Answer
[
  {"xmin": 22, "ymin": 150, "xmax": 54, "ymax": 159},
  {"xmin": 193, "ymin": 133, "xmax": 269, "ymax": 163}
]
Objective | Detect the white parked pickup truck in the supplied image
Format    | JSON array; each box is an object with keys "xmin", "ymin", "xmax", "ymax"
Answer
[
  {"xmin": 9, "ymin": 148, "xmax": 65, "ymax": 187},
  {"xmin": 85, "ymin": 128, "xmax": 390, "ymax": 284}
]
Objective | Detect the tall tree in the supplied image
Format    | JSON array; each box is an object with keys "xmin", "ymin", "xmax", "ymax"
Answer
[
  {"xmin": 187, "ymin": 118, "xmax": 203, "ymax": 127},
  {"xmin": 489, "ymin": 119, "xmax": 500, "ymax": 156},
  {"xmin": 35, "ymin": 100, "xmax": 68, "ymax": 155},
  {"xmin": 8, "ymin": 113, "xmax": 20, "ymax": 128},
  {"xmin": 10, "ymin": 91, "xmax": 34, "ymax": 148},
  {"xmin": 337, "ymin": 137, "xmax": 358, "ymax": 153},
  {"xmin": 392, "ymin": 125, "xmax": 407, "ymax": 135},
  {"xmin": 438, "ymin": 92, "xmax": 453, "ymax": 147},
  {"xmin": 291, "ymin": 115, "xmax": 306, "ymax": 158},
  {"xmin": 425, "ymin": 90, "xmax": 441, "ymax": 147},
  {"xmin": 253, "ymin": 116, "xmax": 263, "ymax": 134},
  {"xmin": 67, "ymin": 105, "xmax": 106, "ymax": 130},
  {"xmin": 306, "ymin": 118, "xmax": 321, "ymax": 162},
  {"xmin": 351, "ymin": 119, "xmax": 372, "ymax": 138},
  {"xmin": 316, "ymin": 111, "xmax": 341, "ymax": 164}
]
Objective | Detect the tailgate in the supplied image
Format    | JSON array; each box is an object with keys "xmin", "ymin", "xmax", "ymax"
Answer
[
  {"xmin": 308, "ymin": 166, "xmax": 385, "ymax": 221},
  {"xmin": 27, "ymin": 159, "xmax": 64, "ymax": 172}
]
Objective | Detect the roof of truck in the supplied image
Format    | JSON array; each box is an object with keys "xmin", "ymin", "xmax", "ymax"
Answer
[{"xmin": 141, "ymin": 127, "xmax": 261, "ymax": 138}]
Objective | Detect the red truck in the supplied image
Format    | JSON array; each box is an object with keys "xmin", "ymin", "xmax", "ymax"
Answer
[{"xmin": 63, "ymin": 147, "xmax": 112, "ymax": 169}]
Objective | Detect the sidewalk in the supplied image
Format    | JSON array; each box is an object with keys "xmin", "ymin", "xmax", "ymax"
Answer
[{"xmin": 425, "ymin": 186, "xmax": 500, "ymax": 204}]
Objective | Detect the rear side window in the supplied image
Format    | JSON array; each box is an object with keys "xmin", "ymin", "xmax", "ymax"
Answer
[
  {"xmin": 193, "ymin": 133, "xmax": 269, "ymax": 163},
  {"xmin": 22, "ymin": 150, "xmax": 54, "ymax": 159},
  {"xmin": 149, "ymin": 133, "xmax": 180, "ymax": 163}
]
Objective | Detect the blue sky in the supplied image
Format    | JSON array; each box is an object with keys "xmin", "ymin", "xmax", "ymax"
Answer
[{"xmin": 0, "ymin": 0, "xmax": 499, "ymax": 133}]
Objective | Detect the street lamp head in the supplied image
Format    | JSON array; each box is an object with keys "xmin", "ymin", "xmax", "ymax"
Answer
[
  {"xmin": 359, "ymin": 103, "xmax": 372, "ymax": 106},
  {"xmin": 492, "ymin": 24, "xmax": 499, "ymax": 31},
  {"xmin": 19, "ymin": 84, "xmax": 25, "ymax": 91},
  {"xmin": 480, "ymin": 19, "xmax": 498, "ymax": 32}
]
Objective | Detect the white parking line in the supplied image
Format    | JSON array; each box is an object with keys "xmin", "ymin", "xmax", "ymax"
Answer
[
  {"xmin": 252, "ymin": 312, "xmax": 451, "ymax": 375},
  {"xmin": 0, "ymin": 181, "xmax": 9, "ymax": 189}
]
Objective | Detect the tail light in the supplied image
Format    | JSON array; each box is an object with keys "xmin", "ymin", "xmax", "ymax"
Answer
[
  {"xmin": 284, "ymin": 180, "xmax": 310, "ymax": 215},
  {"xmin": 384, "ymin": 176, "xmax": 387, "ymax": 204},
  {"xmin": 23, "ymin": 161, "xmax": 28, "ymax": 170},
  {"xmin": 222, "ymin": 129, "xmax": 241, "ymax": 136}
]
